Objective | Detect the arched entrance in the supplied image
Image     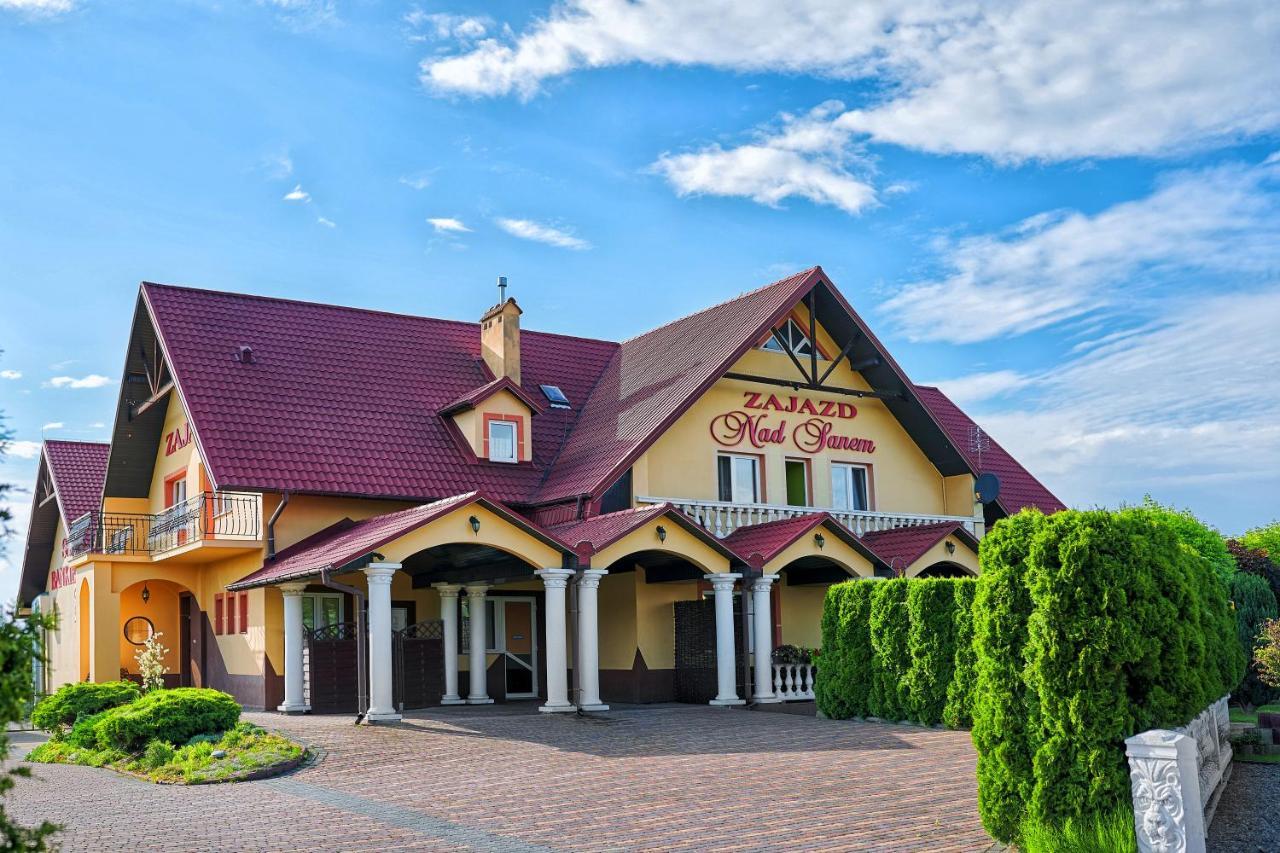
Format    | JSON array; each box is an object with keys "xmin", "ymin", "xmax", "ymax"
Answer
[
  {"xmin": 118, "ymin": 578, "xmax": 194, "ymax": 688},
  {"xmin": 913, "ymin": 561, "xmax": 976, "ymax": 579}
]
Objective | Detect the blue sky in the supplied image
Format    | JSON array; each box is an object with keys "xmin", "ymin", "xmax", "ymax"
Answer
[{"xmin": 2, "ymin": 0, "xmax": 1278, "ymax": 599}]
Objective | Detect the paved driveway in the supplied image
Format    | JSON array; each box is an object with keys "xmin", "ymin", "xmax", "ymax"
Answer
[{"xmin": 6, "ymin": 705, "xmax": 990, "ymax": 851}]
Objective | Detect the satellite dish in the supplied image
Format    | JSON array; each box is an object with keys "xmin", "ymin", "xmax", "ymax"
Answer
[{"xmin": 976, "ymin": 472, "xmax": 1001, "ymax": 504}]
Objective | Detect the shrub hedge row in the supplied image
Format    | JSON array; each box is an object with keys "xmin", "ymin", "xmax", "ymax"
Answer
[
  {"xmin": 30, "ymin": 681, "xmax": 140, "ymax": 734},
  {"xmin": 817, "ymin": 577, "xmax": 976, "ymax": 727},
  {"xmin": 32, "ymin": 686, "xmax": 241, "ymax": 753},
  {"xmin": 1231, "ymin": 571, "xmax": 1280, "ymax": 706},
  {"xmin": 973, "ymin": 508, "xmax": 1244, "ymax": 843}
]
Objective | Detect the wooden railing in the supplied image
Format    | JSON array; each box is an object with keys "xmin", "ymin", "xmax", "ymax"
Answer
[{"xmin": 636, "ymin": 496, "xmax": 977, "ymax": 539}]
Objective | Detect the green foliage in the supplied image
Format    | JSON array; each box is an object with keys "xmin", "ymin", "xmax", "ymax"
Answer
[
  {"xmin": 1228, "ymin": 538, "xmax": 1280, "ymax": 606},
  {"xmin": 868, "ymin": 579, "xmax": 911, "ymax": 720},
  {"xmin": 944, "ymin": 580, "xmax": 978, "ymax": 729},
  {"xmin": 92, "ymin": 688, "xmax": 240, "ymax": 752},
  {"xmin": 1240, "ymin": 521, "xmax": 1280, "ymax": 564},
  {"xmin": 0, "ymin": 608, "xmax": 61, "ymax": 850},
  {"xmin": 1258, "ymin": 619, "xmax": 1280, "ymax": 689},
  {"xmin": 1231, "ymin": 572, "xmax": 1280, "ymax": 705},
  {"xmin": 143, "ymin": 740, "xmax": 175, "ymax": 770},
  {"xmin": 1132, "ymin": 496, "xmax": 1236, "ymax": 583},
  {"xmin": 1017, "ymin": 807, "xmax": 1138, "ymax": 853},
  {"xmin": 31, "ymin": 680, "xmax": 141, "ymax": 734},
  {"xmin": 904, "ymin": 579, "xmax": 959, "ymax": 725},
  {"xmin": 815, "ymin": 581, "xmax": 875, "ymax": 718}
]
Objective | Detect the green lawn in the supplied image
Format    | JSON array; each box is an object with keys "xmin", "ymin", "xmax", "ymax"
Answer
[
  {"xmin": 1230, "ymin": 703, "xmax": 1280, "ymax": 725},
  {"xmin": 1237, "ymin": 752, "xmax": 1280, "ymax": 764}
]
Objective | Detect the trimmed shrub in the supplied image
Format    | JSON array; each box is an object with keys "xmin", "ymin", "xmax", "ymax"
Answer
[
  {"xmin": 1232, "ymin": 572, "xmax": 1280, "ymax": 706},
  {"xmin": 93, "ymin": 688, "xmax": 240, "ymax": 752},
  {"xmin": 815, "ymin": 580, "xmax": 875, "ymax": 719},
  {"xmin": 143, "ymin": 739, "xmax": 175, "ymax": 770},
  {"xmin": 904, "ymin": 579, "xmax": 959, "ymax": 725},
  {"xmin": 943, "ymin": 579, "xmax": 978, "ymax": 729},
  {"xmin": 30, "ymin": 681, "xmax": 140, "ymax": 735},
  {"xmin": 868, "ymin": 579, "xmax": 911, "ymax": 720},
  {"xmin": 1132, "ymin": 497, "xmax": 1236, "ymax": 584}
]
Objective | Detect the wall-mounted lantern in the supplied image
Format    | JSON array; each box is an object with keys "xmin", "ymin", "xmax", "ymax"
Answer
[
  {"xmin": 141, "ymin": 583, "xmax": 151, "ymax": 605},
  {"xmin": 945, "ymin": 540, "xmax": 956, "ymax": 555},
  {"xmin": 469, "ymin": 515, "xmax": 481, "ymax": 534},
  {"xmin": 656, "ymin": 525, "xmax": 667, "ymax": 543},
  {"xmin": 814, "ymin": 532, "xmax": 825, "ymax": 549}
]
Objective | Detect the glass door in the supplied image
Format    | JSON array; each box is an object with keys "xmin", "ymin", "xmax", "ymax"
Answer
[{"xmin": 499, "ymin": 598, "xmax": 537, "ymax": 698}]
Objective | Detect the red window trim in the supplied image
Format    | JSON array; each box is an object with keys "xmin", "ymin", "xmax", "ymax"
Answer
[
  {"xmin": 238, "ymin": 592, "xmax": 249, "ymax": 635},
  {"xmin": 214, "ymin": 593, "xmax": 224, "ymax": 635},
  {"xmin": 481, "ymin": 413, "xmax": 525, "ymax": 463},
  {"xmin": 783, "ymin": 456, "xmax": 813, "ymax": 506},
  {"xmin": 226, "ymin": 591, "xmax": 237, "ymax": 635},
  {"xmin": 717, "ymin": 451, "xmax": 767, "ymax": 503},
  {"xmin": 163, "ymin": 468, "xmax": 188, "ymax": 507}
]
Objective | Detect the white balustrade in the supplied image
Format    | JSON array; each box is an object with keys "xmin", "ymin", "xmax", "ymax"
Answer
[
  {"xmin": 772, "ymin": 663, "xmax": 816, "ymax": 701},
  {"xmin": 638, "ymin": 496, "xmax": 977, "ymax": 540}
]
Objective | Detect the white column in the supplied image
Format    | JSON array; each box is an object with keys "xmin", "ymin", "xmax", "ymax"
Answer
[
  {"xmin": 751, "ymin": 575, "xmax": 780, "ymax": 703},
  {"xmin": 576, "ymin": 569, "xmax": 608, "ymax": 712},
  {"xmin": 536, "ymin": 568, "xmax": 576, "ymax": 713},
  {"xmin": 364, "ymin": 563, "xmax": 401, "ymax": 723},
  {"xmin": 277, "ymin": 583, "xmax": 310, "ymax": 713},
  {"xmin": 435, "ymin": 584, "xmax": 465, "ymax": 705},
  {"xmin": 708, "ymin": 573, "xmax": 745, "ymax": 706},
  {"xmin": 465, "ymin": 584, "xmax": 493, "ymax": 704}
]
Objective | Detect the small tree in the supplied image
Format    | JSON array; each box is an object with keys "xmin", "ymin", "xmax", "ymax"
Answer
[
  {"xmin": 134, "ymin": 633, "xmax": 170, "ymax": 693},
  {"xmin": 1257, "ymin": 619, "xmax": 1280, "ymax": 689}
]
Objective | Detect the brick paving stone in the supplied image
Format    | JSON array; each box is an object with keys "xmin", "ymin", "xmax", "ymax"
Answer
[{"xmin": 5, "ymin": 704, "xmax": 992, "ymax": 851}]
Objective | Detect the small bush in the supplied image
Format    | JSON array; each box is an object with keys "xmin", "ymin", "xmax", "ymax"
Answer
[
  {"xmin": 1131, "ymin": 497, "xmax": 1235, "ymax": 583},
  {"xmin": 868, "ymin": 579, "xmax": 911, "ymax": 720},
  {"xmin": 65, "ymin": 710, "xmax": 110, "ymax": 748},
  {"xmin": 93, "ymin": 688, "xmax": 240, "ymax": 752},
  {"xmin": 1017, "ymin": 807, "xmax": 1138, "ymax": 853},
  {"xmin": 143, "ymin": 740, "xmax": 175, "ymax": 770},
  {"xmin": 30, "ymin": 681, "xmax": 141, "ymax": 735},
  {"xmin": 1258, "ymin": 619, "xmax": 1280, "ymax": 689},
  {"xmin": 1232, "ymin": 572, "xmax": 1280, "ymax": 705},
  {"xmin": 943, "ymin": 579, "xmax": 978, "ymax": 729}
]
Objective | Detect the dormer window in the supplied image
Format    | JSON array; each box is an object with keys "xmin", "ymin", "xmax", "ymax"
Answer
[
  {"xmin": 762, "ymin": 317, "xmax": 818, "ymax": 358},
  {"xmin": 485, "ymin": 417, "xmax": 519, "ymax": 463}
]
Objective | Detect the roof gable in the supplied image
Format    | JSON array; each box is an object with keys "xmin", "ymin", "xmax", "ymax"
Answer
[{"xmin": 860, "ymin": 521, "xmax": 979, "ymax": 572}]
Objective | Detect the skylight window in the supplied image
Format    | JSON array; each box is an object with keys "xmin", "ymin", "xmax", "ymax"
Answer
[
  {"xmin": 540, "ymin": 384, "xmax": 571, "ymax": 409},
  {"xmin": 762, "ymin": 318, "xmax": 818, "ymax": 358}
]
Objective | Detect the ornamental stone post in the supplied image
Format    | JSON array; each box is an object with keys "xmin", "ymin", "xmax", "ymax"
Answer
[
  {"xmin": 576, "ymin": 569, "xmax": 608, "ymax": 711},
  {"xmin": 750, "ymin": 575, "xmax": 780, "ymax": 703},
  {"xmin": 1125, "ymin": 729, "xmax": 1205, "ymax": 853},
  {"xmin": 465, "ymin": 584, "xmax": 493, "ymax": 704}
]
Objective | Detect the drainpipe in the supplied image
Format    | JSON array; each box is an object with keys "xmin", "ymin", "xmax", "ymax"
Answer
[
  {"xmin": 266, "ymin": 491, "xmax": 290, "ymax": 560},
  {"xmin": 740, "ymin": 575, "xmax": 754, "ymax": 705},
  {"xmin": 320, "ymin": 566, "xmax": 368, "ymax": 724}
]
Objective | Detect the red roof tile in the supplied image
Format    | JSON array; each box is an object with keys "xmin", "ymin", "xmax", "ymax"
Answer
[
  {"xmin": 548, "ymin": 503, "xmax": 739, "ymax": 564},
  {"xmin": 43, "ymin": 440, "xmax": 109, "ymax": 524},
  {"xmin": 860, "ymin": 521, "xmax": 978, "ymax": 573},
  {"xmin": 913, "ymin": 385, "xmax": 1066, "ymax": 516},
  {"xmin": 439, "ymin": 376, "xmax": 543, "ymax": 416},
  {"xmin": 720, "ymin": 512, "xmax": 881, "ymax": 570}
]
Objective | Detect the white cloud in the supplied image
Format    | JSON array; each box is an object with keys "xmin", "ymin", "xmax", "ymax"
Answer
[
  {"xmin": 0, "ymin": 369, "xmax": 21, "ymax": 380},
  {"xmin": 926, "ymin": 371, "xmax": 1031, "ymax": 407},
  {"xmin": 405, "ymin": 9, "xmax": 490, "ymax": 42},
  {"xmin": 882, "ymin": 157, "xmax": 1280, "ymax": 343},
  {"xmin": 422, "ymin": 0, "xmax": 1280, "ymax": 161},
  {"xmin": 400, "ymin": 174, "xmax": 432, "ymax": 190},
  {"xmin": 257, "ymin": 0, "xmax": 337, "ymax": 30},
  {"xmin": 47, "ymin": 374, "xmax": 111, "ymax": 389},
  {"xmin": 0, "ymin": 0, "xmax": 74, "ymax": 17},
  {"xmin": 427, "ymin": 217, "xmax": 471, "ymax": 233},
  {"xmin": 316, "ymin": 216, "xmax": 336, "ymax": 228},
  {"xmin": 88, "ymin": 422, "xmax": 105, "ymax": 429},
  {"xmin": 41, "ymin": 422, "xmax": 63, "ymax": 431},
  {"xmin": 263, "ymin": 149, "xmax": 294, "ymax": 180},
  {"xmin": 283, "ymin": 184, "xmax": 311, "ymax": 203},
  {"xmin": 5, "ymin": 440, "xmax": 42, "ymax": 459},
  {"xmin": 653, "ymin": 101, "xmax": 877, "ymax": 214},
  {"xmin": 496, "ymin": 217, "xmax": 590, "ymax": 250}
]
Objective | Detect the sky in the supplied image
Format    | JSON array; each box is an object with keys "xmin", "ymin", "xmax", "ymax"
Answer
[{"xmin": 1, "ymin": 0, "xmax": 1278, "ymax": 601}]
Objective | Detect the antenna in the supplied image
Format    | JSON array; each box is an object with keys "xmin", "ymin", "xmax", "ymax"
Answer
[
  {"xmin": 497, "ymin": 275, "xmax": 508, "ymax": 303},
  {"xmin": 968, "ymin": 425, "xmax": 990, "ymax": 470}
]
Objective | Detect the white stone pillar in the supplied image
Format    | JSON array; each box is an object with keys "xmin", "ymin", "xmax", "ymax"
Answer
[
  {"xmin": 707, "ymin": 573, "xmax": 745, "ymax": 706},
  {"xmin": 435, "ymin": 584, "xmax": 465, "ymax": 705},
  {"xmin": 364, "ymin": 563, "xmax": 401, "ymax": 723},
  {"xmin": 536, "ymin": 568, "xmax": 576, "ymax": 713},
  {"xmin": 576, "ymin": 569, "xmax": 608, "ymax": 712},
  {"xmin": 465, "ymin": 584, "xmax": 493, "ymax": 704},
  {"xmin": 277, "ymin": 583, "xmax": 310, "ymax": 714},
  {"xmin": 751, "ymin": 575, "xmax": 780, "ymax": 703},
  {"xmin": 1125, "ymin": 728, "xmax": 1206, "ymax": 853}
]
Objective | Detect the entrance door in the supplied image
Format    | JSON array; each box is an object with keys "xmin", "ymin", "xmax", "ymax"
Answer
[
  {"xmin": 178, "ymin": 593, "xmax": 194, "ymax": 687},
  {"xmin": 500, "ymin": 598, "xmax": 538, "ymax": 698}
]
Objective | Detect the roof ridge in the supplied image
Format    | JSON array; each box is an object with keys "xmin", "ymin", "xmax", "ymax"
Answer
[
  {"xmin": 44, "ymin": 439, "xmax": 110, "ymax": 447},
  {"xmin": 617, "ymin": 266, "xmax": 819, "ymax": 345}
]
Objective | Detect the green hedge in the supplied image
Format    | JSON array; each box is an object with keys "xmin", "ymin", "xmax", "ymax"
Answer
[
  {"xmin": 1232, "ymin": 572, "xmax": 1280, "ymax": 706},
  {"xmin": 973, "ymin": 508, "xmax": 1245, "ymax": 844},
  {"xmin": 31, "ymin": 681, "xmax": 141, "ymax": 735},
  {"xmin": 91, "ymin": 688, "xmax": 240, "ymax": 751},
  {"xmin": 817, "ymin": 576, "xmax": 976, "ymax": 726}
]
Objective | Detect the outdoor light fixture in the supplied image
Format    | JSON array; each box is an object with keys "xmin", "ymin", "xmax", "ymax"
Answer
[
  {"xmin": 469, "ymin": 515, "xmax": 481, "ymax": 534},
  {"xmin": 945, "ymin": 540, "xmax": 956, "ymax": 555},
  {"xmin": 141, "ymin": 583, "xmax": 150, "ymax": 604},
  {"xmin": 656, "ymin": 525, "xmax": 667, "ymax": 542},
  {"xmin": 814, "ymin": 532, "xmax": 825, "ymax": 549}
]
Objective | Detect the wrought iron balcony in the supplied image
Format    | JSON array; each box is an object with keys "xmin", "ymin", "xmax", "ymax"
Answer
[
  {"xmin": 636, "ymin": 495, "xmax": 978, "ymax": 539},
  {"xmin": 64, "ymin": 491, "xmax": 263, "ymax": 560}
]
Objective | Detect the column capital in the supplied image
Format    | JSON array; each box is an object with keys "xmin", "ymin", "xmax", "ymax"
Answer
[
  {"xmin": 751, "ymin": 574, "xmax": 778, "ymax": 590},
  {"xmin": 433, "ymin": 583, "xmax": 463, "ymax": 598},
  {"xmin": 364, "ymin": 563, "xmax": 399, "ymax": 584},
  {"xmin": 705, "ymin": 572, "xmax": 742, "ymax": 591},
  {"xmin": 278, "ymin": 582, "xmax": 309, "ymax": 596},
  {"xmin": 578, "ymin": 569, "xmax": 608, "ymax": 589},
  {"xmin": 536, "ymin": 568, "xmax": 574, "ymax": 589},
  {"xmin": 464, "ymin": 583, "xmax": 490, "ymax": 597}
]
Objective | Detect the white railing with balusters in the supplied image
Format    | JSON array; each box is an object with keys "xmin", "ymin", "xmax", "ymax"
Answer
[
  {"xmin": 637, "ymin": 496, "xmax": 977, "ymax": 539},
  {"xmin": 772, "ymin": 663, "xmax": 816, "ymax": 701}
]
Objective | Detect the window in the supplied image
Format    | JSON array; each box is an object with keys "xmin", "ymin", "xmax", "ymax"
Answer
[
  {"xmin": 539, "ymin": 384, "xmax": 571, "ymax": 409},
  {"xmin": 300, "ymin": 594, "xmax": 343, "ymax": 633},
  {"xmin": 832, "ymin": 463, "xmax": 871, "ymax": 511},
  {"xmin": 762, "ymin": 317, "xmax": 818, "ymax": 359},
  {"xmin": 485, "ymin": 417, "xmax": 518, "ymax": 463},
  {"xmin": 238, "ymin": 592, "xmax": 249, "ymax": 635},
  {"xmin": 717, "ymin": 454, "xmax": 761, "ymax": 504},
  {"xmin": 784, "ymin": 458, "xmax": 810, "ymax": 507},
  {"xmin": 214, "ymin": 593, "xmax": 224, "ymax": 634},
  {"xmin": 123, "ymin": 616, "xmax": 154, "ymax": 645},
  {"xmin": 165, "ymin": 470, "xmax": 188, "ymax": 508}
]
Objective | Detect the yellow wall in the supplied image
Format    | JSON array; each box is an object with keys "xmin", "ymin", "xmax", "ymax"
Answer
[
  {"xmin": 760, "ymin": 528, "xmax": 876, "ymax": 580},
  {"xmin": 591, "ymin": 519, "xmax": 730, "ymax": 575},
  {"xmin": 148, "ymin": 389, "xmax": 203, "ymax": 515},
  {"xmin": 635, "ymin": 570, "xmax": 700, "ymax": 670},
  {"xmin": 906, "ymin": 536, "xmax": 980, "ymax": 577},
  {"xmin": 597, "ymin": 570, "xmax": 638, "ymax": 670},
  {"xmin": 778, "ymin": 577, "xmax": 828, "ymax": 649},
  {"xmin": 118, "ymin": 578, "xmax": 184, "ymax": 677}
]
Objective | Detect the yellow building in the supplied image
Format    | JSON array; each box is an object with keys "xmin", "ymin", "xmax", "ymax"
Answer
[{"xmin": 19, "ymin": 266, "xmax": 1062, "ymax": 715}]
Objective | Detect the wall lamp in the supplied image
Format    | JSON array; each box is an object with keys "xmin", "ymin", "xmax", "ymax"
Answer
[
  {"xmin": 656, "ymin": 525, "xmax": 667, "ymax": 543},
  {"xmin": 945, "ymin": 540, "xmax": 956, "ymax": 555},
  {"xmin": 141, "ymin": 583, "xmax": 151, "ymax": 605},
  {"xmin": 469, "ymin": 515, "xmax": 481, "ymax": 534},
  {"xmin": 814, "ymin": 532, "xmax": 825, "ymax": 549}
]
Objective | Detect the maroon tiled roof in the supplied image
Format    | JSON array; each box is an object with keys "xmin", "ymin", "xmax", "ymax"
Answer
[
  {"xmin": 535, "ymin": 268, "xmax": 824, "ymax": 502},
  {"xmin": 439, "ymin": 376, "xmax": 543, "ymax": 416},
  {"xmin": 548, "ymin": 503, "xmax": 739, "ymax": 565},
  {"xmin": 913, "ymin": 386, "xmax": 1066, "ymax": 516},
  {"xmin": 860, "ymin": 521, "xmax": 978, "ymax": 573},
  {"xmin": 44, "ymin": 440, "xmax": 109, "ymax": 524},
  {"xmin": 721, "ymin": 512, "xmax": 882, "ymax": 570},
  {"xmin": 142, "ymin": 284, "xmax": 617, "ymax": 504},
  {"xmin": 229, "ymin": 492, "xmax": 568, "ymax": 589}
]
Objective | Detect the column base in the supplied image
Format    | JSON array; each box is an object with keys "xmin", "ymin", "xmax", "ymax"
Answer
[
  {"xmin": 710, "ymin": 697, "xmax": 746, "ymax": 707},
  {"xmin": 539, "ymin": 702, "xmax": 577, "ymax": 714},
  {"xmin": 363, "ymin": 710, "xmax": 403, "ymax": 723},
  {"xmin": 752, "ymin": 695, "xmax": 783, "ymax": 704},
  {"xmin": 578, "ymin": 703, "xmax": 610, "ymax": 712},
  {"xmin": 441, "ymin": 696, "xmax": 467, "ymax": 706},
  {"xmin": 467, "ymin": 696, "xmax": 494, "ymax": 705},
  {"xmin": 277, "ymin": 703, "xmax": 311, "ymax": 715}
]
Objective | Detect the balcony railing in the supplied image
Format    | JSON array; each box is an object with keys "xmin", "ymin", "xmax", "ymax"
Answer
[
  {"xmin": 636, "ymin": 495, "xmax": 978, "ymax": 539},
  {"xmin": 64, "ymin": 491, "xmax": 263, "ymax": 560}
]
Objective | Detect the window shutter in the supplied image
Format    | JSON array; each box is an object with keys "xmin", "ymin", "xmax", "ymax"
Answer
[
  {"xmin": 239, "ymin": 593, "xmax": 249, "ymax": 634},
  {"xmin": 214, "ymin": 594, "xmax": 224, "ymax": 635},
  {"xmin": 226, "ymin": 593, "xmax": 237, "ymax": 635}
]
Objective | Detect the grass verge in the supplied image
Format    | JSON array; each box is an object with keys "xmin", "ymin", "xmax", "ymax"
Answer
[{"xmin": 1229, "ymin": 703, "xmax": 1280, "ymax": 725}]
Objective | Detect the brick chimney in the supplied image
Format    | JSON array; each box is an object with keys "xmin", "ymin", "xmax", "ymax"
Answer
[{"xmin": 480, "ymin": 277, "xmax": 522, "ymax": 384}]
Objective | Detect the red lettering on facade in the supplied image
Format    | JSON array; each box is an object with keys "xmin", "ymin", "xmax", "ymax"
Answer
[
  {"xmin": 739, "ymin": 392, "xmax": 856, "ymax": 420},
  {"xmin": 165, "ymin": 423, "xmax": 191, "ymax": 456},
  {"xmin": 712, "ymin": 411, "xmax": 874, "ymax": 456}
]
